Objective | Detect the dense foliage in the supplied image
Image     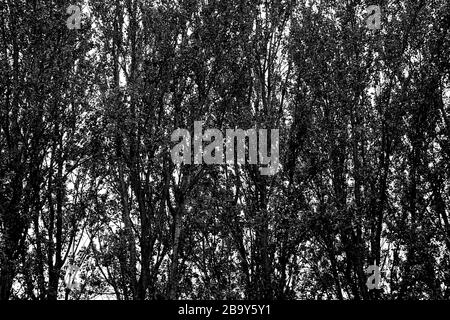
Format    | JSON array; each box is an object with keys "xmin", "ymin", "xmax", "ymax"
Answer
[{"xmin": 1, "ymin": 0, "xmax": 449, "ymax": 300}]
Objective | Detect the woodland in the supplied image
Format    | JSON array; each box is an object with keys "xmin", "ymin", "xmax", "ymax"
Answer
[{"xmin": 1, "ymin": 0, "xmax": 450, "ymax": 300}]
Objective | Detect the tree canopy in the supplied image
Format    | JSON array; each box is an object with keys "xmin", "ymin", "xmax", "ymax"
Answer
[{"xmin": 1, "ymin": 0, "xmax": 449, "ymax": 300}]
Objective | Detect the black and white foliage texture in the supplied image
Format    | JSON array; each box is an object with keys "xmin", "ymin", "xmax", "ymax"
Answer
[{"xmin": 1, "ymin": 0, "xmax": 450, "ymax": 300}]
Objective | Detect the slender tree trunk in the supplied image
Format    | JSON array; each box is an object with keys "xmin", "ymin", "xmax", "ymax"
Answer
[{"xmin": 168, "ymin": 204, "xmax": 183, "ymax": 299}]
